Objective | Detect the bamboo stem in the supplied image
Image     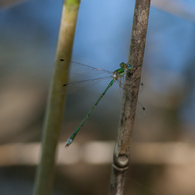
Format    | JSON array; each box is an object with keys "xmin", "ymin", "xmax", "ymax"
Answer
[
  {"xmin": 109, "ymin": 0, "xmax": 151, "ymax": 194},
  {"xmin": 33, "ymin": 1, "xmax": 80, "ymax": 195}
]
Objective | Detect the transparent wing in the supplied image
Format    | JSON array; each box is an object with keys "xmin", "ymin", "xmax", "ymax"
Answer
[
  {"xmin": 116, "ymin": 78, "xmax": 146, "ymax": 113},
  {"xmin": 54, "ymin": 59, "xmax": 113, "ymax": 76},
  {"xmin": 116, "ymin": 77, "xmax": 144, "ymax": 93},
  {"xmin": 139, "ymin": 82, "xmax": 144, "ymax": 94},
  {"xmin": 137, "ymin": 82, "xmax": 146, "ymax": 115},
  {"xmin": 58, "ymin": 76, "xmax": 112, "ymax": 94}
]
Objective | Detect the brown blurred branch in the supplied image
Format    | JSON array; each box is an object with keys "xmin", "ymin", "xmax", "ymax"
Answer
[
  {"xmin": 0, "ymin": 142, "xmax": 194, "ymax": 166},
  {"xmin": 0, "ymin": 0, "xmax": 27, "ymax": 8},
  {"xmin": 109, "ymin": 0, "xmax": 151, "ymax": 195},
  {"xmin": 152, "ymin": 0, "xmax": 195, "ymax": 23}
]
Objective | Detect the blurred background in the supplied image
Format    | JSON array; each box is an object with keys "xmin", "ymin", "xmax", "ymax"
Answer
[{"xmin": 0, "ymin": 0, "xmax": 195, "ymax": 194}]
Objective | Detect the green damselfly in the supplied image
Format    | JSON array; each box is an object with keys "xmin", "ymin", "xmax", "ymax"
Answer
[{"xmin": 55, "ymin": 59, "xmax": 144, "ymax": 147}]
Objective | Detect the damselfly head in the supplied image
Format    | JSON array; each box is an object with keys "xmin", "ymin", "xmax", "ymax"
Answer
[
  {"xmin": 120, "ymin": 62, "xmax": 131, "ymax": 70},
  {"xmin": 119, "ymin": 62, "xmax": 126, "ymax": 68}
]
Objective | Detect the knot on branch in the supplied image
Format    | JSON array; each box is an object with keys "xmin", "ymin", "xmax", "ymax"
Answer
[
  {"xmin": 112, "ymin": 163, "xmax": 129, "ymax": 172},
  {"xmin": 113, "ymin": 153, "xmax": 130, "ymax": 171}
]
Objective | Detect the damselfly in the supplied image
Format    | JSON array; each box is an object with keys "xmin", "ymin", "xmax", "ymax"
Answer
[{"xmin": 55, "ymin": 59, "xmax": 144, "ymax": 147}]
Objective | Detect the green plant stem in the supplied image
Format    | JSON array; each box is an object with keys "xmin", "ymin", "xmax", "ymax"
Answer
[
  {"xmin": 109, "ymin": 0, "xmax": 151, "ymax": 195},
  {"xmin": 33, "ymin": 1, "xmax": 80, "ymax": 195}
]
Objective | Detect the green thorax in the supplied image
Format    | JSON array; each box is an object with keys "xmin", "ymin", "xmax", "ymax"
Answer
[
  {"xmin": 112, "ymin": 62, "xmax": 131, "ymax": 80},
  {"xmin": 116, "ymin": 67, "xmax": 125, "ymax": 76}
]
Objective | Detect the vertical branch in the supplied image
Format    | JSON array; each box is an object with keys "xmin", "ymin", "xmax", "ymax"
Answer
[
  {"xmin": 109, "ymin": 0, "xmax": 151, "ymax": 195},
  {"xmin": 33, "ymin": 1, "xmax": 80, "ymax": 195}
]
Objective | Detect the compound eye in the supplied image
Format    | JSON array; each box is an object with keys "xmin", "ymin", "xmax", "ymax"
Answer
[
  {"xmin": 127, "ymin": 64, "xmax": 131, "ymax": 69},
  {"xmin": 120, "ymin": 62, "xmax": 124, "ymax": 67}
]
